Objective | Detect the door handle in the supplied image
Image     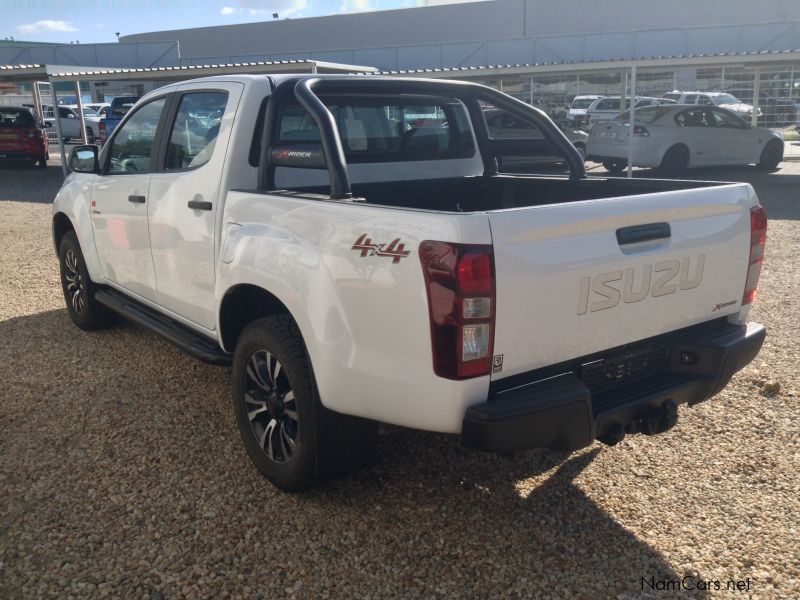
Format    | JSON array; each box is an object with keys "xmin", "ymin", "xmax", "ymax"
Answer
[
  {"xmin": 187, "ymin": 200, "xmax": 213, "ymax": 211},
  {"xmin": 128, "ymin": 195, "xmax": 146, "ymax": 204},
  {"xmin": 616, "ymin": 222, "xmax": 671, "ymax": 245}
]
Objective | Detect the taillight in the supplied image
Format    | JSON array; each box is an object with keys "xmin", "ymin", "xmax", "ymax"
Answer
[
  {"xmin": 419, "ymin": 241, "xmax": 495, "ymax": 379},
  {"xmin": 633, "ymin": 125, "xmax": 649, "ymax": 136},
  {"xmin": 742, "ymin": 205, "xmax": 767, "ymax": 305},
  {"xmin": 99, "ymin": 121, "xmax": 106, "ymax": 145}
]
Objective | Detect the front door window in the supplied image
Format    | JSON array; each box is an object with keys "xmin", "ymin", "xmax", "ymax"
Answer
[{"xmin": 106, "ymin": 98, "xmax": 165, "ymax": 174}]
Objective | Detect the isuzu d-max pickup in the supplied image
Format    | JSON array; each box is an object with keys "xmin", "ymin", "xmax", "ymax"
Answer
[{"xmin": 53, "ymin": 75, "xmax": 766, "ymax": 490}]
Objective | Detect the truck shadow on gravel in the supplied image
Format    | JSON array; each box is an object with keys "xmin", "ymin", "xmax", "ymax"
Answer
[
  {"xmin": 0, "ymin": 308, "xmax": 710, "ymax": 598},
  {"xmin": 311, "ymin": 430, "xmax": 712, "ymax": 598}
]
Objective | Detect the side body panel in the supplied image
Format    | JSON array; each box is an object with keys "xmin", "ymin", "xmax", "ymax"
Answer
[{"xmin": 219, "ymin": 192, "xmax": 493, "ymax": 434}]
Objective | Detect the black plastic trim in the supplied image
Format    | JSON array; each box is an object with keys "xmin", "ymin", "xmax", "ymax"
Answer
[
  {"xmin": 461, "ymin": 321, "xmax": 766, "ymax": 453},
  {"xmin": 95, "ymin": 289, "xmax": 232, "ymax": 366},
  {"xmin": 616, "ymin": 222, "xmax": 671, "ymax": 245}
]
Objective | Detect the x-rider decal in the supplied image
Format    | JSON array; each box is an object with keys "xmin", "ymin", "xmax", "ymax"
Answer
[{"xmin": 351, "ymin": 234, "xmax": 411, "ymax": 264}]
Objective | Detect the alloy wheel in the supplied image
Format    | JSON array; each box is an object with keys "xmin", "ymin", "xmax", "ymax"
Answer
[
  {"xmin": 243, "ymin": 350, "xmax": 298, "ymax": 463},
  {"xmin": 64, "ymin": 249, "xmax": 86, "ymax": 313}
]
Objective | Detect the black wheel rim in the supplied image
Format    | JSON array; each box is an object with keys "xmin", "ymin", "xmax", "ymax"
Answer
[
  {"xmin": 64, "ymin": 249, "xmax": 86, "ymax": 314},
  {"xmin": 243, "ymin": 350, "xmax": 298, "ymax": 463}
]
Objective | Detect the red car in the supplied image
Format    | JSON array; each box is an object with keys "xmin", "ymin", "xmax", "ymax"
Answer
[{"xmin": 0, "ymin": 106, "xmax": 49, "ymax": 168}]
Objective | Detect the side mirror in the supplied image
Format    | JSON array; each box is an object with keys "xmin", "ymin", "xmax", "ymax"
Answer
[
  {"xmin": 68, "ymin": 145, "xmax": 100, "ymax": 174},
  {"xmin": 44, "ymin": 121, "xmax": 53, "ymax": 128}
]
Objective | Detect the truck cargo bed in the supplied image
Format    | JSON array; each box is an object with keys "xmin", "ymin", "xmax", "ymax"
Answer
[{"xmin": 287, "ymin": 174, "xmax": 729, "ymax": 213}]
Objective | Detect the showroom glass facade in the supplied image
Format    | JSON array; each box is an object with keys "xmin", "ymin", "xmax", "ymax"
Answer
[{"xmin": 474, "ymin": 63, "xmax": 800, "ymax": 128}]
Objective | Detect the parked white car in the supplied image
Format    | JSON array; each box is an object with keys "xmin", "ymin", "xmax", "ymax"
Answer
[
  {"xmin": 661, "ymin": 91, "xmax": 760, "ymax": 121},
  {"xmin": 44, "ymin": 106, "xmax": 101, "ymax": 143},
  {"xmin": 586, "ymin": 104, "xmax": 784, "ymax": 174},
  {"xmin": 85, "ymin": 103, "xmax": 111, "ymax": 118},
  {"xmin": 567, "ymin": 95, "xmax": 604, "ymax": 127},
  {"xmin": 586, "ymin": 96, "xmax": 676, "ymax": 124}
]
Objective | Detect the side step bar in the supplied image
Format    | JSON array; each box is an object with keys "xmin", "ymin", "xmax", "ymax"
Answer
[{"xmin": 95, "ymin": 289, "xmax": 232, "ymax": 366}]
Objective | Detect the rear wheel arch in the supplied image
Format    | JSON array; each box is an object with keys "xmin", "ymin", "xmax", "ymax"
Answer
[
  {"xmin": 219, "ymin": 284, "xmax": 300, "ymax": 353},
  {"xmin": 659, "ymin": 144, "xmax": 690, "ymax": 174},
  {"xmin": 663, "ymin": 143, "xmax": 690, "ymax": 159}
]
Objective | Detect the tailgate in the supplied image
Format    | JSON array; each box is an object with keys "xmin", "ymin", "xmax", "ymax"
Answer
[{"xmin": 488, "ymin": 184, "xmax": 754, "ymax": 379}]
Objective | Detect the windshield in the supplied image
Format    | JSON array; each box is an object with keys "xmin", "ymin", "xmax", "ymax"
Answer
[
  {"xmin": 80, "ymin": 108, "xmax": 99, "ymax": 117},
  {"xmin": 0, "ymin": 108, "xmax": 36, "ymax": 128},
  {"xmin": 712, "ymin": 94, "xmax": 740, "ymax": 105},
  {"xmin": 571, "ymin": 98, "xmax": 596, "ymax": 109}
]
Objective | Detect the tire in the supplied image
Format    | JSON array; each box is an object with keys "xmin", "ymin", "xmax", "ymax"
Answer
[
  {"xmin": 233, "ymin": 315, "xmax": 378, "ymax": 491},
  {"xmin": 85, "ymin": 127, "xmax": 95, "ymax": 144},
  {"xmin": 574, "ymin": 143, "xmax": 586, "ymax": 162},
  {"xmin": 62, "ymin": 137, "xmax": 71, "ymax": 143},
  {"xmin": 758, "ymin": 139, "xmax": 783, "ymax": 170},
  {"xmin": 602, "ymin": 160, "xmax": 626, "ymax": 174},
  {"xmin": 58, "ymin": 231, "xmax": 116, "ymax": 331},
  {"xmin": 659, "ymin": 145, "xmax": 689, "ymax": 177},
  {"xmin": 37, "ymin": 154, "xmax": 47, "ymax": 168}
]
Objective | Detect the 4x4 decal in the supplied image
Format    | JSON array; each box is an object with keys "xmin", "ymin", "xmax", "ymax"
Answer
[{"xmin": 351, "ymin": 234, "xmax": 411, "ymax": 264}]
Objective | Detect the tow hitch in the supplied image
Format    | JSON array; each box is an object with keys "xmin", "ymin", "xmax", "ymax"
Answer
[{"xmin": 599, "ymin": 399, "xmax": 679, "ymax": 446}]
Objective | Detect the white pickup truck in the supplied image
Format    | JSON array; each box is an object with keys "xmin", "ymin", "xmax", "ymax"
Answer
[{"xmin": 53, "ymin": 75, "xmax": 767, "ymax": 490}]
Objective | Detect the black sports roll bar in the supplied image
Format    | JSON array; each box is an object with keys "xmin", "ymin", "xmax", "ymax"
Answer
[{"xmin": 259, "ymin": 77, "xmax": 586, "ymax": 199}]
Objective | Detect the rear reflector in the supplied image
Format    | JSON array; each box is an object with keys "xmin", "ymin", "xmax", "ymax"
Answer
[
  {"xmin": 419, "ymin": 241, "xmax": 495, "ymax": 380},
  {"xmin": 742, "ymin": 205, "xmax": 767, "ymax": 305}
]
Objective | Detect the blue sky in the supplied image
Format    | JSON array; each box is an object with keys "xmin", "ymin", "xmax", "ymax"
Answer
[{"xmin": 1, "ymin": 0, "xmax": 429, "ymax": 44}]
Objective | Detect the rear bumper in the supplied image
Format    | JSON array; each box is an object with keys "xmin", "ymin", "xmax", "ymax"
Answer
[{"xmin": 461, "ymin": 322, "xmax": 765, "ymax": 453}]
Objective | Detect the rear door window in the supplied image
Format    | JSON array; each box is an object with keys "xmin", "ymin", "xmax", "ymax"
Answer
[
  {"xmin": 675, "ymin": 108, "xmax": 714, "ymax": 127},
  {"xmin": 164, "ymin": 91, "xmax": 228, "ymax": 170}
]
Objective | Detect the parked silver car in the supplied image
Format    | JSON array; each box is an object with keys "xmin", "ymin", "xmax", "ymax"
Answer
[
  {"xmin": 661, "ymin": 91, "xmax": 760, "ymax": 120},
  {"xmin": 586, "ymin": 96, "xmax": 677, "ymax": 124}
]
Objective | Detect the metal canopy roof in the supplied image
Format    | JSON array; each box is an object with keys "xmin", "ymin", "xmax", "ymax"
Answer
[
  {"xmin": 381, "ymin": 49, "xmax": 800, "ymax": 78},
  {"xmin": 0, "ymin": 59, "xmax": 377, "ymax": 83}
]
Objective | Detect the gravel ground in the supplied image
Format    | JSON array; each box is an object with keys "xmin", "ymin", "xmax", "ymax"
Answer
[{"xmin": 0, "ymin": 162, "xmax": 798, "ymax": 599}]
